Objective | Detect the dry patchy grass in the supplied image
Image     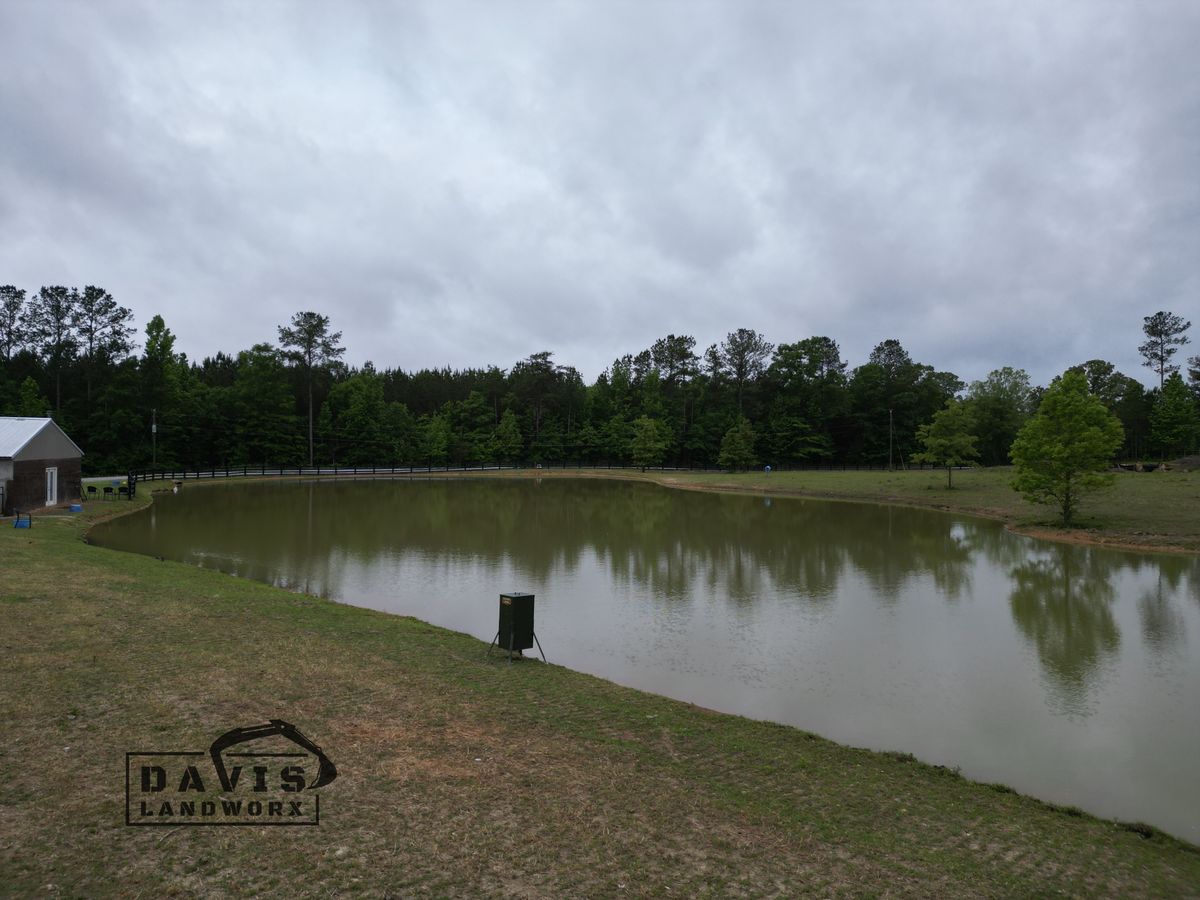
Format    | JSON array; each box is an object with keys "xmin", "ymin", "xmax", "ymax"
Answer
[{"xmin": 1, "ymin": 497, "xmax": 1198, "ymax": 897}]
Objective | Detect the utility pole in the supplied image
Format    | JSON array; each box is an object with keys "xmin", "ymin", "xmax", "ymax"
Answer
[
  {"xmin": 888, "ymin": 408, "xmax": 894, "ymax": 471},
  {"xmin": 152, "ymin": 408, "xmax": 157, "ymax": 467}
]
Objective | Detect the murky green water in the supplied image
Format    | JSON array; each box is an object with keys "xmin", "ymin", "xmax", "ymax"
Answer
[{"xmin": 91, "ymin": 477, "xmax": 1200, "ymax": 841}]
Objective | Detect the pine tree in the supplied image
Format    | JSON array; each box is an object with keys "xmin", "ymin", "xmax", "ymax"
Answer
[
  {"xmin": 278, "ymin": 312, "xmax": 345, "ymax": 466},
  {"xmin": 1139, "ymin": 311, "xmax": 1191, "ymax": 389}
]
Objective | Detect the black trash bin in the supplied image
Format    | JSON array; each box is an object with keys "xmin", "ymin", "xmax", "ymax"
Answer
[{"xmin": 489, "ymin": 592, "xmax": 545, "ymax": 662}]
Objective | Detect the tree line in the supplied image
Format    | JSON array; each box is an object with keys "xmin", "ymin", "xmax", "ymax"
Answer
[{"xmin": 1, "ymin": 283, "xmax": 1196, "ymax": 475}]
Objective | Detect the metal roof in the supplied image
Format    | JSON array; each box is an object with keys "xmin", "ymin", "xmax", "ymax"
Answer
[{"xmin": 0, "ymin": 417, "xmax": 83, "ymax": 459}]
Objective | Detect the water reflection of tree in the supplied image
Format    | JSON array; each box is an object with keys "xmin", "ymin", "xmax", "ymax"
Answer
[
  {"xmin": 100, "ymin": 478, "xmax": 988, "ymax": 612},
  {"xmin": 1009, "ymin": 546, "xmax": 1119, "ymax": 715},
  {"xmin": 1138, "ymin": 558, "xmax": 1192, "ymax": 658},
  {"xmin": 825, "ymin": 504, "xmax": 974, "ymax": 603},
  {"xmin": 963, "ymin": 521, "xmax": 1033, "ymax": 571}
]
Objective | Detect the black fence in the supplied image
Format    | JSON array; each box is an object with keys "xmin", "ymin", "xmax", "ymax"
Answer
[{"xmin": 127, "ymin": 460, "xmax": 947, "ymax": 483}]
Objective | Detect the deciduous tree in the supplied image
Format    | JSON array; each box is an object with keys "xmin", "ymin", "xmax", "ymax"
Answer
[
  {"xmin": 965, "ymin": 367, "xmax": 1033, "ymax": 465},
  {"xmin": 17, "ymin": 376, "xmax": 48, "ymax": 416},
  {"xmin": 491, "ymin": 408, "xmax": 523, "ymax": 463},
  {"xmin": 630, "ymin": 416, "xmax": 671, "ymax": 471},
  {"xmin": 718, "ymin": 418, "xmax": 758, "ymax": 471},
  {"xmin": 914, "ymin": 399, "xmax": 979, "ymax": 488},
  {"xmin": 1010, "ymin": 371, "xmax": 1124, "ymax": 526}
]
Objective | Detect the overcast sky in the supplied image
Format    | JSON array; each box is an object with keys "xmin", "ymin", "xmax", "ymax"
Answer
[{"xmin": 1, "ymin": 1, "xmax": 1196, "ymax": 387}]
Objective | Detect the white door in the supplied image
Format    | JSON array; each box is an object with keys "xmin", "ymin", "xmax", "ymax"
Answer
[{"xmin": 46, "ymin": 467, "xmax": 58, "ymax": 506}]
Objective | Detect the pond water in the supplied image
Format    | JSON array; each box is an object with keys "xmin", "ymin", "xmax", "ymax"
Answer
[{"xmin": 90, "ymin": 477, "xmax": 1200, "ymax": 841}]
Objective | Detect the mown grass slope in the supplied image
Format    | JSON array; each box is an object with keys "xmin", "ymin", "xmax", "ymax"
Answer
[{"xmin": 1, "ymin": 493, "xmax": 1198, "ymax": 897}]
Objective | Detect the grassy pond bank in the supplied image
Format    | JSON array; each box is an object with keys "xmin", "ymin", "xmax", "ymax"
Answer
[{"xmin": 2, "ymin": 470, "xmax": 1199, "ymax": 897}]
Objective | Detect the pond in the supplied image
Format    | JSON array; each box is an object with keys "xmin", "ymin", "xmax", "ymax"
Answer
[{"xmin": 90, "ymin": 477, "xmax": 1200, "ymax": 841}]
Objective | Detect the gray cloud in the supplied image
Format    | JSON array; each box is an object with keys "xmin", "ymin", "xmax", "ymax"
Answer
[{"xmin": 1, "ymin": 0, "xmax": 1196, "ymax": 386}]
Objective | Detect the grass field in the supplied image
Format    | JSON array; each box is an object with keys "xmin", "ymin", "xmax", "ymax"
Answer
[
  {"xmin": 2, "ymin": 486, "xmax": 1199, "ymax": 897},
  {"xmin": 617, "ymin": 465, "xmax": 1200, "ymax": 554}
]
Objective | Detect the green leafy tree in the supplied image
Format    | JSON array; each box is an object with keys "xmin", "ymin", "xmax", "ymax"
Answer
[
  {"xmin": 760, "ymin": 403, "xmax": 829, "ymax": 465},
  {"xmin": 1010, "ymin": 371, "xmax": 1124, "ymax": 526},
  {"xmin": 718, "ymin": 418, "xmax": 757, "ymax": 471},
  {"xmin": 1067, "ymin": 359, "xmax": 1134, "ymax": 409},
  {"xmin": 509, "ymin": 351, "xmax": 560, "ymax": 443},
  {"xmin": 530, "ymin": 419, "xmax": 564, "ymax": 463},
  {"xmin": 1150, "ymin": 372, "xmax": 1198, "ymax": 458},
  {"xmin": 629, "ymin": 416, "xmax": 671, "ymax": 470},
  {"xmin": 491, "ymin": 408, "xmax": 523, "ymax": 463},
  {"xmin": 639, "ymin": 368, "xmax": 666, "ymax": 419},
  {"xmin": 384, "ymin": 402, "xmax": 421, "ymax": 464},
  {"xmin": 847, "ymin": 339, "xmax": 960, "ymax": 465},
  {"xmin": 17, "ymin": 376, "xmax": 48, "ymax": 416},
  {"xmin": 964, "ymin": 367, "xmax": 1033, "ymax": 465},
  {"xmin": 171, "ymin": 370, "xmax": 222, "ymax": 468},
  {"xmin": 764, "ymin": 336, "xmax": 848, "ymax": 461},
  {"xmin": 80, "ymin": 358, "xmax": 142, "ymax": 471},
  {"xmin": 914, "ymin": 400, "xmax": 979, "ymax": 488},
  {"xmin": 678, "ymin": 412, "xmax": 714, "ymax": 466},
  {"xmin": 232, "ymin": 344, "xmax": 301, "ymax": 465},
  {"xmin": 422, "ymin": 413, "xmax": 451, "ymax": 465},
  {"xmin": 573, "ymin": 420, "xmax": 601, "ymax": 463},
  {"xmin": 278, "ymin": 311, "xmax": 345, "ymax": 466},
  {"xmin": 445, "ymin": 391, "xmax": 495, "ymax": 464},
  {"xmin": 602, "ymin": 414, "xmax": 631, "ymax": 463},
  {"xmin": 1065, "ymin": 359, "xmax": 1148, "ymax": 458},
  {"xmin": 325, "ymin": 372, "xmax": 388, "ymax": 465},
  {"xmin": 1139, "ymin": 311, "xmax": 1191, "ymax": 389}
]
